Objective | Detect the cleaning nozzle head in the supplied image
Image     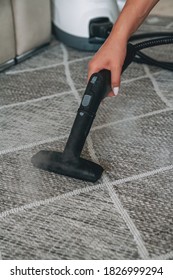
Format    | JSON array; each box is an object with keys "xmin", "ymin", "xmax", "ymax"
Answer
[{"xmin": 31, "ymin": 151, "xmax": 103, "ymax": 182}]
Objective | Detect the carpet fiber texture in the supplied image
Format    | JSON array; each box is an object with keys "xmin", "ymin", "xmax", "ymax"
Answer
[{"xmin": 0, "ymin": 15, "xmax": 173, "ymax": 260}]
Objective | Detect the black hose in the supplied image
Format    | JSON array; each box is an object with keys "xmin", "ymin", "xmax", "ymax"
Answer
[
  {"xmin": 130, "ymin": 32, "xmax": 173, "ymax": 41},
  {"xmin": 134, "ymin": 51, "xmax": 173, "ymax": 71},
  {"xmin": 107, "ymin": 29, "xmax": 173, "ymax": 71},
  {"xmin": 128, "ymin": 33, "xmax": 173, "ymax": 71},
  {"xmin": 133, "ymin": 36, "xmax": 173, "ymax": 51}
]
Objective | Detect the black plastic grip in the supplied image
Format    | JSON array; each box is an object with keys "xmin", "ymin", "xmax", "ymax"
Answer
[
  {"xmin": 63, "ymin": 70, "xmax": 111, "ymax": 159},
  {"xmin": 63, "ymin": 43, "xmax": 135, "ymax": 160},
  {"xmin": 79, "ymin": 69, "xmax": 111, "ymax": 115}
]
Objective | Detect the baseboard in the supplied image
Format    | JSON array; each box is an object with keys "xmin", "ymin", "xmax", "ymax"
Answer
[
  {"xmin": 0, "ymin": 59, "xmax": 15, "ymax": 73},
  {"xmin": 15, "ymin": 43, "xmax": 50, "ymax": 64}
]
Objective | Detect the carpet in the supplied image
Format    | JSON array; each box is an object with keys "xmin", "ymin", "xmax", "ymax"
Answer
[{"xmin": 0, "ymin": 15, "xmax": 173, "ymax": 260}]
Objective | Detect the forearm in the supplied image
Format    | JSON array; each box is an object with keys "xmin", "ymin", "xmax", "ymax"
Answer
[
  {"xmin": 110, "ymin": 0, "xmax": 160, "ymax": 42},
  {"xmin": 88, "ymin": 0, "xmax": 160, "ymax": 94}
]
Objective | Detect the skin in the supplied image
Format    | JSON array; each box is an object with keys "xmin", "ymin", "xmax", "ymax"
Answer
[{"xmin": 88, "ymin": 0, "xmax": 160, "ymax": 97}]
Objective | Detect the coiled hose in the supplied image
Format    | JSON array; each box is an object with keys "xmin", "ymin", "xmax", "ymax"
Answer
[
  {"xmin": 129, "ymin": 32, "xmax": 173, "ymax": 71},
  {"xmin": 106, "ymin": 28, "xmax": 173, "ymax": 71}
]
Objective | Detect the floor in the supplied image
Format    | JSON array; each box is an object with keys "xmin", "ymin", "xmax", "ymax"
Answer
[
  {"xmin": 0, "ymin": 12, "xmax": 173, "ymax": 259},
  {"xmin": 151, "ymin": 0, "xmax": 173, "ymax": 17}
]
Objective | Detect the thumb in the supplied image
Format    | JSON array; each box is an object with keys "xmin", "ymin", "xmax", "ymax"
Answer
[
  {"xmin": 111, "ymin": 66, "xmax": 121, "ymax": 96},
  {"xmin": 87, "ymin": 60, "xmax": 100, "ymax": 82}
]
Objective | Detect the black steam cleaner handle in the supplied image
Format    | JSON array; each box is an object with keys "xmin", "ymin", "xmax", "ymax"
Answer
[
  {"xmin": 63, "ymin": 43, "xmax": 135, "ymax": 160},
  {"xmin": 63, "ymin": 69, "xmax": 111, "ymax": 159}
]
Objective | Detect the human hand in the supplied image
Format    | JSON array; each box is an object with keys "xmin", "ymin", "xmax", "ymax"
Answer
[
  {"xmin": 88, "ymin": 0, "xmax": 159, "ymax": 98},
  {"xmin": 88, "ymin": 35, "xmax": 127, "ymax": 97}
]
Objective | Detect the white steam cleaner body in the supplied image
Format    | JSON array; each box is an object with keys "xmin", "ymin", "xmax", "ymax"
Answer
[{"xmin": 52, "ymin": 0, "xmax": 120, "ymax": 51}]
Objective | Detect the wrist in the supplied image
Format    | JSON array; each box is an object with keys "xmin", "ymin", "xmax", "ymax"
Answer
[{"xmin": 108, "ymin": 24, "xmax": 129, "ymax": 47}]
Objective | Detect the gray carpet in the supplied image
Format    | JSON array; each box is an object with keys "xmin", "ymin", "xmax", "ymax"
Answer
[{"xmin": 0, "ymin": 15, "xmax": 173, "ymax": 260}]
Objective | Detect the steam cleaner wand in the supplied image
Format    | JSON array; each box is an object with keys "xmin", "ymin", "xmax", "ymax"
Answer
[
  {"xmin": 31, "ymin": 43, "xmax": 135, "ymax": 182},
  {"xmin": 32, "ymin": 33, "xmax": 173, "ymax": 182}
]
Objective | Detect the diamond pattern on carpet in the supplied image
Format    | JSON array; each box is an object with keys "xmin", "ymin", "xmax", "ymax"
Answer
[
  {"xmin": 0, "ymin": 188, "xmax": 140, "ymax": 260},
  {"xmin": 0, "ymin": 15, "xmax": 173, "ymax": 260}
]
